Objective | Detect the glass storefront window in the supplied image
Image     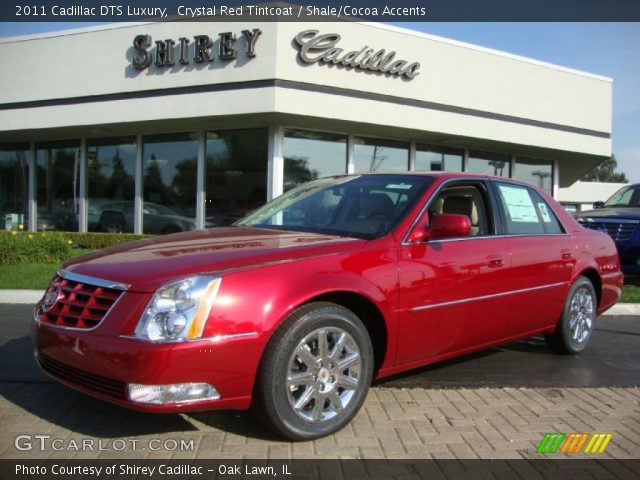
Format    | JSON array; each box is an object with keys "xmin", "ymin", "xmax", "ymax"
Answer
[
  {"xmin": 353, "ymin": 137, "xmax": 409, "ymax": 173},
  {"xmin": 415, "ymin": 145, "xmax": 463, "ymax": 172},
  {"xmin": 36, "ymin": 141, "xmax": 80, "ymax": 231},
  {"xmin": 283, "ymin": 130, "xmax": 347, "ymax": 192},
  {"xmin": 205, "ymin": 129, "xmax": 268, "ymax": 226},
  {"xmin": 514, "ymin": 157, "xmax": 554, "ymax": 194},
  {"xmin": 468, "ymin": 150, "xmax": 511, "ymax": 177},
  {"xmin": 142, "ymin": 133, "xmax": 198, "ymax": 234},
  {"xmin": 0, "ymin": 145, "xmax": 29, "ymax": 231},
  {"xmin": 87, "ymin": 137, "xmax": 136, "ymax": 233}
]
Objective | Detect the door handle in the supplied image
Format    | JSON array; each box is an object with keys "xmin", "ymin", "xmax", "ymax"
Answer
[
  {"xmin": 486, "ymin": 255, "xmax": 504, "ymax": 268},
  {"xmin": 561, "ymin": 249, "xmax": 573, "ymax": 260}
]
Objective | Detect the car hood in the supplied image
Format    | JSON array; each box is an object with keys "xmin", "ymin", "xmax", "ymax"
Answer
[
  {"xmin": 575, "ymin": 207, "xmax": 640, "ymax": 221},
  {"xmin": 63, "ymin": 227, "xmax": 367, "ymax": 292}
]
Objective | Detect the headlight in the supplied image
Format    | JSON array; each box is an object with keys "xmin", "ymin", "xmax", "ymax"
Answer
[{"xmin": 134, "ymin": 276, "xmax": 221, "ymax": 342}]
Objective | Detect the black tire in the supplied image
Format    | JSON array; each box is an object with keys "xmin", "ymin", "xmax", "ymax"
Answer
[
  {"xmin": 253, "ymin": 302, "xmax": 374, "ymax": 441},
  {"xmin": 545, "ymin": 276, "xmax": 597, "ymax": 354}
]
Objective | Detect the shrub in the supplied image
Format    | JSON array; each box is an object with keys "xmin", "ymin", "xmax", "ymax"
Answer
[
  {"xmin": 0, "ymin": 231, "xmax": 151, "ymax": 265},
  {"xmin": 54, "ymin": 232, "xmax": 150, "ymax": 250},
  {"xmin": 0, "ymin": 232, "xmax": 72, "ymax": 265}
]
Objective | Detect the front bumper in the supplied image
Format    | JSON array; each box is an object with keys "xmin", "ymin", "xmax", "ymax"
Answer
[{"xmin": 32, "ymin": 316, "xmax": 265, "ymax": 413}]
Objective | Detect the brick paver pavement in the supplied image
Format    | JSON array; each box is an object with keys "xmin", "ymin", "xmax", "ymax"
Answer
[{"xmin": 1, "ymin": 383, "xmax": 638, "ymax": 460}]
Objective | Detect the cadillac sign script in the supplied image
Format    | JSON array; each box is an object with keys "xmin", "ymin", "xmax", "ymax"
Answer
[{"xmin": 294, "ymin": 29, "xmax": 421, "ymax": 80}]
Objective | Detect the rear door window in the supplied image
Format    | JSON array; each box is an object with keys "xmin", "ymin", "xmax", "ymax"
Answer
[{"xmin": 495, "ymin": 182, "xmax": 557, "ymax": 235}]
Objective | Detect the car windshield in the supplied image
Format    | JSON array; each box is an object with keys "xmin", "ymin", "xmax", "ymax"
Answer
[
  {"xmin": 236, "ymin": 175, "xmax": 433, "ymax": 239},
  {"xmin": 604, "ymin": 185, "xmax": 640, "ymax": 208}
]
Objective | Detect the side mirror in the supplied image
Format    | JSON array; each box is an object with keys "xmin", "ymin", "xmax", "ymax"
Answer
[
  {"xmin": 406, "ymin": 213, "xmax": 471, "ymax": 243},
  {"xmin": 592, "ymin": 201, "xmax": 605, "ymax": 209}
]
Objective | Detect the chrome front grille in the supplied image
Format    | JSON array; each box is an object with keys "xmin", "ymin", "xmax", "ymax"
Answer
[
  {"xmin": 37, "ymin": 273, "xmax": 123, "ymax": 330},
  {"xmin": 579, "ymin": 219, "xmax": 639, "ymax": 242}
]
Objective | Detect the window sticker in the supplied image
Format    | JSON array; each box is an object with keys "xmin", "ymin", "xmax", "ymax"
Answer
[
  {"xmin": 498, "ymin": 185, "xmax": 538, "ymax": 223},
  {"xmin": 537, "ymin": 202, "xmax": 552, "ymax": 223}
]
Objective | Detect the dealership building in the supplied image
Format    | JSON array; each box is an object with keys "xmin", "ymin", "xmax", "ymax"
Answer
[{"xmin": 0, "ymin": 20, "xmax": 612, "ymax": 233}]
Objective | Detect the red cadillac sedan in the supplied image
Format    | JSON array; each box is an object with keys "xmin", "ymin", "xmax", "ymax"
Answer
[{"xmin": 33, "ymin": 173, "xmax": 622, "ymax": 440}]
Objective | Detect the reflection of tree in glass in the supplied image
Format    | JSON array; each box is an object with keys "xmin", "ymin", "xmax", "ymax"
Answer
[
  {"xmin": 0, "ymin": 149, "xmax": 28, "ymax": 212},
  {"xmin": 370, "ymin": 145, "xmax": 388, "ymax": 172},
  {"xmin": 109, "ymin": 149, "xmax": 134, "ymax": 200},
  {"xmin": 205, "ymin": 130, "xmax": 268, "ymax": 217},
  {"xmin": 284, "ymin": 156, "xmax": 319, "ymax": 191},
  {"xmin": 44, "ymin": 148, "xmax": 77, "ymax": 212},
  {"xmin": 172, "ymin": 158, "xmax": 197, "ymax": 212},
  {"xmin": 88, "ymin": 149, "xmax": 106, "ymax": 198},
  {"xmin": 144, "ymin": 153, "xmax": 173, "ymax": 205}
]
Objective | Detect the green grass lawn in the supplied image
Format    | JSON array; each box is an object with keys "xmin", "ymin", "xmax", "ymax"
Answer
[
  {"xmin": 620, "ymin": 278, "xmax": 640, "ymax": 303},
  {"xmin": 0, "ymin": 248, "xmax": 94, "ymax": 291},
  {"xmin": 0, "ymin": 263, "xmax": 59, "ymax": 290},
  {"xmin": 1, "ymin": 258, "xmax": 640, "ymax": 304}
]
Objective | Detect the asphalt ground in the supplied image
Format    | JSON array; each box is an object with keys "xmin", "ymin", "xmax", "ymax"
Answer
[{"xmin": 1, "ymin": 304, "xmax": 638, "ymax": 389}]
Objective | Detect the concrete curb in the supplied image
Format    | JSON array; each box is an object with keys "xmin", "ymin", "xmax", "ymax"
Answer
[
  {"xmin": 0, "ymin": 290, "xmax": 639, "ymax": 315},
  {"xmin": 0, "ymin": 290, "xmax": 43, "ymax": 304}
]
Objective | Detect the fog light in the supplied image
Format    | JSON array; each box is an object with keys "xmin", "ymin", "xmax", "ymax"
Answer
[{"xmin": 128, "ymin": 382, "xmax": 219, "ymax": 405}]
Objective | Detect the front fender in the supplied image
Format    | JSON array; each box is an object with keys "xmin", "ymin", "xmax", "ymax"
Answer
[{"xmin": 203, "ymin": 245, "xmax": 399, "ymax": 369}]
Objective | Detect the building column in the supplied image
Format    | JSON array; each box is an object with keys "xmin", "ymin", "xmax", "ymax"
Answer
[
  {"xmin": 409, "ymin": 142, "xmax": 416, "ymax": 171},
  {"xmin": 78, "ymin": 138, "xmax": 87, "ymax": 232},
  {"xmin": 28, "ymin": 141, "xmax": 36, "ymax": 232},
  {"xmin": 196, "ymin": 131, "xmax": 206, "ymax": 229},
  {"xmin": 134, "ymin": 134, "xmax": 143, "ymax": 234},
  {"xmin": 267, "ymin": 125, "xmax": 284, "ymax": 201},
  {"xmin": 552, "ymin": 159, "xmax": 560, "ymax": 199},
  {"xmin": 347, "ymin": 135, "xmax": 355, "ymax": 174}
]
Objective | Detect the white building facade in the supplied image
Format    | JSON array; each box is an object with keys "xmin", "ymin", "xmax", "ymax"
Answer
[{"xmin": 0, "ymin": 21, "xmax": 612, "ymax": 233}]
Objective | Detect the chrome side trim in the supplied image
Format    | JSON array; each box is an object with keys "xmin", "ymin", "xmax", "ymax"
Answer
[
  {"xmin": 410, "ymin": 282, "xmax": 567, "ymax": 312},
  {"xmin": 59, "ymin": 269, "xmax": 131, "ymax": 291},
  {"xmin": 601, "ymin": 272, "xmax": 622, "ymax": 279},
  {"xmin": 118, "ymin": 332, "xmax": 259, "ymax": 344},
  {"xmin": 417, "ymin": 235, "xmax": 505, "ymax": 245},
  {"xmin": 404, "ymin": 232, "xmax": 571, "ymax": 246},
  {"xmin": 502, "ymin": 233, "xmax": 570, "ymax": 239}
]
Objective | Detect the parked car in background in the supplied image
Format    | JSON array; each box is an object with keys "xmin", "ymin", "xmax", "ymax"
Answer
[
  {"xmin": 575, "ymin": 183, "xmax": 640, "ymax": 274},
  {"xmin": 88, "ymin": 201, "xmax": 203, "ymax": 234},
  {"xmin": 34, "ymin": 173, "xmax": 622, "ymax": 440}
]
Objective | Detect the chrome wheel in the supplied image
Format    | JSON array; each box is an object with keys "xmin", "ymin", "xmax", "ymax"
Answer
[
  {"xmin": 286, "ymin": 327, "xmax": 361, "ymax": 423},
  {"xmin": 569, "ymin": 286, "xmax": 595, "ymax": 344}
]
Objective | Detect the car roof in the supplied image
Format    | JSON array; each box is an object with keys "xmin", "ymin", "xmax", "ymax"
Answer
[{"xmin": 340, "ymin": 171, "xmax": 540, "ymax": 189}]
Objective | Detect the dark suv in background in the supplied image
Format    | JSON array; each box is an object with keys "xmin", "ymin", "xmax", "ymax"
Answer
[{"xmin": 575, "ymin": 183, "xmax": 640, "ymax": 274}]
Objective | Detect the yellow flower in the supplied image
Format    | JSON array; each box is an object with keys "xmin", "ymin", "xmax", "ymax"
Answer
[
  {"xmin": 11, "ymin": 231, "xmax": 17, "ymax": 236},
  {"xmin": 28, "ymin": 234, "xmax": 33, "ymax": 239},
  {"xmin": 18, "ymin": 224, "xmax": 24, "ymax": 230},
  {"xmin": 67, "ymin": 240, "xmax": 73, "ymax": 245}
]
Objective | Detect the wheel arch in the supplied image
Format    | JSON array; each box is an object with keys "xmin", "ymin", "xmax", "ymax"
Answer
[
  {"xmin": 257, "ymin": 288, "xmax": 390, "ymax": 379},
  {"xmin": 300, "ymin": 291, "xmax": 388, "ymax": 375},
  {"xmin": 575, "ymin": 267, "xmax": 602, "ymax": 309}
]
